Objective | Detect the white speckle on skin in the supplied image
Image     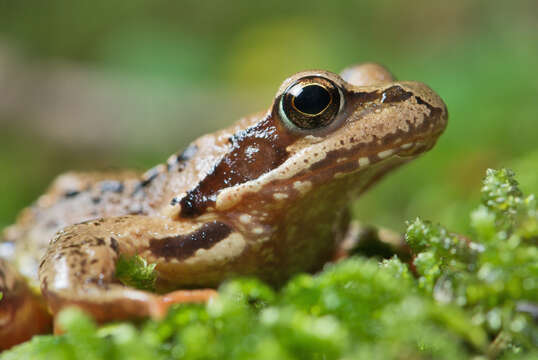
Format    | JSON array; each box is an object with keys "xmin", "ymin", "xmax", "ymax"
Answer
[
  {"xmin": 293, "ymin": 180, "xmax": 312, "ymax": 195},
  {"xmin": 256, "ymin": 236, "xmax": 270, "ymax": 244},
  {"xmin": 303, "ymin": 135, "xmax": 323, "ymax": 142},
  {"xmin": 333, "ymin": 172, "xmax": 346, "ymax": 179},
  {"xmin": 239, "ymin": 214, "xmax": 252, "ymax": 224},
  {"xmin": 358, "ymin": 157, "xmax": 370, "ymax": 166},
  {"xmin": 195, "ymin": 248, "xmax": 207, "ymax": 256},
  {"xmin": 253, "ymin": 227, "xmax": 264, "ymax": 234},
  {"xmin": 401, "ymin": 143, "xmax": 414, "ymax": 149},
  {"xmin": 245, "ymin": 145, "xmax": 259, "ymax": 158},
  {"xmin": 48, "ymin": 257, "xmax": 70, "ymax": 290},
  {"xmin": 378, "ymin": 149, "xmax": 395, "ymax": 159},
  {"xmin": 273, "ymin": 193, "xmax": 288, "ymax": 200}
]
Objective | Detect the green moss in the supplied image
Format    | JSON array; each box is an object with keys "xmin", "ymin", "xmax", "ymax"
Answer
[
  {"xmin": 115, "ymin": 254, "xmax": 157, "ymax": 292},
  {"xmin": 406, "ymin": 168, "xmax": 537, "ymax": 354},
  {"xmin": 2, "ymin": 169, "xmax": 537, "ymax": 359}
]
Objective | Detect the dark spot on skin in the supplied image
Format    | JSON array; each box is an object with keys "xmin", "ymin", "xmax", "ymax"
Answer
[
  {"xmin": 353, "ymin": 90, "xmax": 382, "ymax": 103},
  {"xmin": 179, "ymin": 114, "xmax": 298, "ymax": 218},
  {"xmin": 70, "ymin": 249, "xmax": 83, "ymax": 257},
  {"xmin": 415, "ymin": 97, "xmax": 428, "ymax": 106},
  {"xmin": 92, "ymin": 197, "xmax": 101, "ymax": 205},
  {"xmin": 90, "ymin": 259, "xmax": 98, "ymax": 264},
  {"xmin": 381, "ymin": 86, "xmax": 413, "ymax": 103},
  {"xmin": 170, "ymin": 197, "xmax": 180, "ymax": 206},
  {"xmin": 141, "ymin": 166, "xmax": 161, "ymax": 187},
  {"xmin": 100, "ymin": 181, "xmax": 124, "ymax": 193},
  {"xmin": 415, "ymin": 96, "xmax": 444, "ymax": 126},
  {"xmin": 64, "ymin": 190, "xmax": 80, "ymax": 198},
  {"xmin": 110, "ymin": 237, "xmax": 119, "ymax": 254},
  {"xmin": 133, "ymin": 165, "xmax": 163, "ymax": 194},
  {"xmin": 149, "ymin": 221, "xmax": 233, "ymax": 260},
  {"xmin": 60, "ymin": 243, "xmax": 83, "ymax": 250},
  {"xmin": 167, "ymin": 144, "xmax": 199, "ymax": 171},
  {"xmin": 96, "ymin": 238, "xmax": 105, "ymax": 246},
  {"xmin": 81, "ymin": 259, "xmax": 87, "ymax": 267},
  {"xmin": 178, "ymin": 144, "xmax": 198, "ymax": 163}
]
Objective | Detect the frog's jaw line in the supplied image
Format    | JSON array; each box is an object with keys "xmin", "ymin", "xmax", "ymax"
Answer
[
  {"xmin": 358, "ymin": 157, "xmax": 370, "ymax": 166},
  {"xmin": 212, "ymin": 126, "xmax": 435, "ymax": 213},
  {"xmin": 213, "ymin": 141, "xmax": 417, "ymax": 215},
  {"xmin": 377, "ymin": 149, "xmax": 395, "ymax": 159}
]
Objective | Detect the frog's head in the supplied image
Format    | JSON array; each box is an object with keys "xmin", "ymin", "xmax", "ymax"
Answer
[
  {"xmin": 177, "ymin": 63, "xmax": 447, "ymax": 219},
  {"xmin": 274, "ymin": 64, "xmax": 447, "ymax": 167}
]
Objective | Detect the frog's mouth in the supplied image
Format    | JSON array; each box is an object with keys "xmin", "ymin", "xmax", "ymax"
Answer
[
  {"xmin": 296, "ymin": 136, "xmax": 439, "ymax": 192},
  {"xmin": 393, "ymin": 137, "xmax": 439, "ymax": 159},
  {"xmin": 362, "ymin": 130, "xmax": 444, "ymax": 166}
]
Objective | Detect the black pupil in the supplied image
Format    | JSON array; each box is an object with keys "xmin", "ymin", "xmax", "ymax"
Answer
[{"xmin": 293, "ymin": 85, "xmax": 331, "ymax": 115}]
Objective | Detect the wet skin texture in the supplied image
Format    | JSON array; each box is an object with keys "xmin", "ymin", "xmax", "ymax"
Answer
[{"xmin": 0, "ymin": 63, "xmax": 447, "ymax": 349}]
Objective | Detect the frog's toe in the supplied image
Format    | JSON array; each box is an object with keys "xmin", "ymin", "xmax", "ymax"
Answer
[{"xmin": 149, "ymin": 289, "xmax": 218, "ymax": 319}]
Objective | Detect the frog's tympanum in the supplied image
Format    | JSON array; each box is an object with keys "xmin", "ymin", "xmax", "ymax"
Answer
[{"xmin": 0, "ymin": 63, "xmax": 447, "ymax": 349}]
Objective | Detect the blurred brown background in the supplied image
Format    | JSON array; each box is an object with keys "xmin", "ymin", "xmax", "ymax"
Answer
[{"xmin": 0, "ymin": 0, "xmax": 537, "ymax": 232}]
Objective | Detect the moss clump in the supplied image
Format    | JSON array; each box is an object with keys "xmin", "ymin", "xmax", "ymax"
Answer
[
  {"xmin": 407, "ymin": 168, "xmax": 537, "ymax": 356},
  {"xmin": 2, "ymin": 169, "xmax": 536, "ymax": 359},
  {"xmin": 115, "ymin": 254, "xmax": 157, "ymax": 292}
]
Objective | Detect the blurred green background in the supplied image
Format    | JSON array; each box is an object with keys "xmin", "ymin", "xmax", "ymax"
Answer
[{"xmin": 0, "ymin": 0, "xmax": 537, "ymax": 234}]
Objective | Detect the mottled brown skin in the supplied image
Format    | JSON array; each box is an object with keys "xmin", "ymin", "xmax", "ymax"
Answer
[{"xmin": 0, "ymin": 63, "xmax": 447, "ymax": 348}]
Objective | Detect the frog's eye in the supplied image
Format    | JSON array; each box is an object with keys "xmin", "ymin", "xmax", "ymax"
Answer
[{"xmin": 279, "ymin": 76, "xmax": 344, "ymax": 130}]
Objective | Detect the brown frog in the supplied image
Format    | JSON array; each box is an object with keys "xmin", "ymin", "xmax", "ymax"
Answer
[{"xmin": 0, "ymin": 63, "xmax": 447, "ymax": 348}]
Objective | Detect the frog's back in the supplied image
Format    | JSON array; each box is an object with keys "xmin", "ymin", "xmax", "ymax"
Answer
[
  {"xmin": 1, "ymin": 171, "xmax": 145, "ymax": 281},
  {"xmin": 0, "ymin": 113, "xmax": 264, "ymax": 283}
]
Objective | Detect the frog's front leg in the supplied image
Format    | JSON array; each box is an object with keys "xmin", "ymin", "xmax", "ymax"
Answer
[{"xmin": 39, "ymin": 215, "xmax": 219, "ymax": 323}]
